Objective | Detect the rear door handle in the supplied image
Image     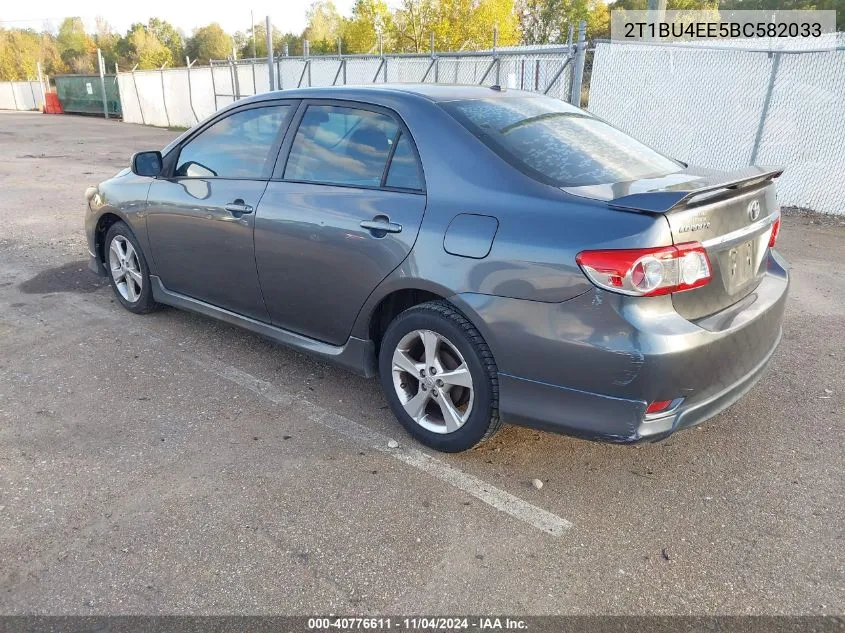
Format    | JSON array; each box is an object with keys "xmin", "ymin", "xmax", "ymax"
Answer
[
  {"xmin": 225, "ymin": 199, "xmax": 253, "ymax": 215},
  {"xmin": 360, "ymin": 217, "xmax": 402, "ymax": 234}
]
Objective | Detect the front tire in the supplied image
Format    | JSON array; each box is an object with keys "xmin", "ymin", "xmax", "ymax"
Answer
[
  {"xmin": 104, "ymin": 221, "xmax": 159, "ymax": 314},
  {"xmin": 379, "ymin": 300, "xmax": 501, "ymax": 452}
]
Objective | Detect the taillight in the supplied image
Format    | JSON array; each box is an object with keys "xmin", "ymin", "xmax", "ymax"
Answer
[
  {"xmin": 576, "ymin": 242, "xmax": 711, "ymax": 297},
  {"xmin": 769, "ymin": 216, "xmax": 781, "ymax": 248}
]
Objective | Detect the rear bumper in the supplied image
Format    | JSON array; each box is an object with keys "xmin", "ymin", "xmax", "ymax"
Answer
[
  {"xmin": 453, "ymin": 250, "xmax": 789, "ymax": 443},
  {"xmin": 497, "ymin": 324, "xmax": 781, "ymax": 443}
]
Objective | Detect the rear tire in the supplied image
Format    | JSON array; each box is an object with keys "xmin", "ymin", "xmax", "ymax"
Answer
[
  {"xmin": 378, "ymin": 300, "xmax": 501, "ymax": 452},
  {"xmin": 104, "ymin": 221, "xmax": 159, "ymax": 314}
]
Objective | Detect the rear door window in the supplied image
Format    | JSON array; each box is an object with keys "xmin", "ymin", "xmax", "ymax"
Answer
[
  {"xmin": 442, "ymin": 96, "xmax": 682, "ymax": 187},
  {"xmin": 284, "ymin": 105, "xmax": 399, "ymax": 187}
]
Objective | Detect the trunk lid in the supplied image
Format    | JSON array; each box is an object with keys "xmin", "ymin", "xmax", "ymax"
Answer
[{"xmin": 564, "ymin": 166, "xmax": 782, "ymax": 320}]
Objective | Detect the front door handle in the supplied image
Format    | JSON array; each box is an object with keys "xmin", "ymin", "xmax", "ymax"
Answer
[
  {"xmin": 360, "ymin": 216, "xmax": 402, "ymax": 235},
  {"xmin": 225, "ymin": 199, "xmax": 254, "ymax": 215}
]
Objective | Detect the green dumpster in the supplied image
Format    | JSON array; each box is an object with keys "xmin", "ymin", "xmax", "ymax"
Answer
[{"xmin": 55, "ymin": 75, "xmax": 122, "ymax": 117}]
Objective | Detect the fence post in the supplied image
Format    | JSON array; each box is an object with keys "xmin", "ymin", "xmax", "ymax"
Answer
[
  {"xmin": 277, "ymin": 55, "xmax": 283, "ymax": 90},
  {"xmin": 97, "ymin": 48, "xmax": 109, "ymax": 119},
  {"xmin": 185, "ymin": 56, "xmax": 199, "ymax": 123},
  {"xmin": 229, "ymin": 56, "xmax": 241, "ymax": 99},
  {"xmin": 569, "ymin": 20, "xmax": 587, "ymax": 107},
  {"xmin": 28, "ymin": 80, "xmax": 37, "ymax": 111},
  {"xmin": 267, "ymin": 16, "xmax": 275, "ymax": 91},
  {"xmin": 160, "ymin": 65, "xmax": 171, "ymax": 127},
  {"xmin": 380, "ymin": 34, "xmax": 387, "ymax": 82},
  {"xmin": 493, "ymin": 26, "xmax": 500, "ymax": 86},
  {"xmin": 647, "ymin": 0, "xmax": 668, "ymax": 40},
  {"xmin": 431, "ymin": 32, "xmax": 439, "ymax": 82},
  {"xmin": 750, "ymin": 52, "xmax": 781, "ymax": 165},
  {"xmin": 36, "ymin": 62, "xmax": 46, "ymax": 111},
  {"xmin": 9, "ymin": 81, "xmax": 18, "ymax": 111},
  {"xmin": 210, "ymin": 61, "xmax": 219, "ymax": 111},
  {"xmin": 305, "ymin": 40, "xmax": 312, "ymax": 86},
  {"xmin": 131, "ymin": 65, "xmax": 146, "ymax": 125}
]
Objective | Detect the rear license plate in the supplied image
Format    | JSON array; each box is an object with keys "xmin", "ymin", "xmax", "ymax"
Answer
[{"xmin": 726, "ymin": 239, "xmax": 755, "ymax": 292}]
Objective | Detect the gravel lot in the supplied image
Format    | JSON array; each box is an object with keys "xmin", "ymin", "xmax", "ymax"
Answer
[{"xmin": 0, "ymin": 112, "xmax": 843, "ymax": 615}]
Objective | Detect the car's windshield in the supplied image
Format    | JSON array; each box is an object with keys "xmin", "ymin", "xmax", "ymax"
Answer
[{"xmin": 441, "ymin": 96, "xmax": 683, "ymax": 187}]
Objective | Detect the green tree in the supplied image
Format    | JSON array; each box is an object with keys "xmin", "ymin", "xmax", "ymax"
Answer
[
  {"xmin": 121, "ymin": 24, "xmax": 173, "ymax": 69},
  {"xmin": 277, "ymin": 32, "xmax": 304, "ymax": 56},
  {"xmin": 94, "ymin": 17, "xmax": 121, "ymax": 71},
  {"xmin": 147, "ymin": 18, "xmax": 185, "ymax": 64},
  {"xmin": 303, "ymin": 0, "xmax": 345, "ymax": 52},
  {"xmin": 185, "ymin": 23, "xmax": 234, "ymax": 63},
  {"xmin": 392, "ymin": 0, "xmax": 438, "ymax": 52},
  {"xmin": 39, "ymin": 32, "xmax": 66, "ymax": 76},
  {"xmin": 234, "ymin": 23, "xmax": 288, "ymax": 58},
  {"xmin": 56, "ymin": 17, "xmax": 94, "ymax": 73},
  {"xmin": 519, "ymin": 0, "xmax": 612, "ymax": 43},
  {"xmin": 0, "ymin": 28, "xmax": 41, "ymax": 80},
  {"xmin": 433, "ymin": 0, "xmax": 521, "ymax": 50},
  {"xmin": 343, "ymin": 0, "xmax": 394, "ymax": 53}
]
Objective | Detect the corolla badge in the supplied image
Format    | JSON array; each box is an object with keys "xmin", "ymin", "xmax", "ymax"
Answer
[
  {"xmin": 748, "ymin": 200, "xmax": 761, "ymax": 221},
  {"xmin": 678, "ymin": 216, "xmax": 711, "ymax": 233}
]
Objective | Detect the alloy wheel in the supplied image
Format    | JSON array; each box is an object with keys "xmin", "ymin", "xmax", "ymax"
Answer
[
  {"xmin": 391, "ymin": 329, "xmax": 475, "ymax": 434},
  {"xmin": 108, "ymin": 235, "xmax": 143, "ymax": 303}
]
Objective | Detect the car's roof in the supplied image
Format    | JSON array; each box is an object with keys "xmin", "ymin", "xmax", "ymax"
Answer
[{"xmin": 250, "ymin": 84, "xmax": 541, "ymax": 104}]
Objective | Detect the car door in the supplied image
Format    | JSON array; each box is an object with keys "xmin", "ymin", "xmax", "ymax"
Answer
[
  {"xmin": 146, "ymin": 102, "xmax": 295, "ymax": 321},
  {"xmin": 255, "ymin": 101, "xmax": 427, "ymax": 345}
]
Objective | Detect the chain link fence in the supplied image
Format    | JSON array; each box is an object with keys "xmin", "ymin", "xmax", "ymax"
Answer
[
  {"xmin": 116, "ymin": 45, "xmax": 579, "ymax": 129},
  {"xmin": 586, "ymin": 37, "xmax": 845, "ymax": 215},
  {"xmin": 112, "ymin": 31, "xmax": 844, "ymax": 214}
]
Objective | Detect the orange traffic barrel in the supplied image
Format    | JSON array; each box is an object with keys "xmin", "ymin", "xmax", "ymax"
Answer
[{"xmin": 44, "ymin": 92, "xmax": 64, "ymax": 114}]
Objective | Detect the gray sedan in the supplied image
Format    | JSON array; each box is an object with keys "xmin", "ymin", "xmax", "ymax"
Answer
[{"xmin": 85, "ymin": 85, "xmax": 788, "ymax": 452}]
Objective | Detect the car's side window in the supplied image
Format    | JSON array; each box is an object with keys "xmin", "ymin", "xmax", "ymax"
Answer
[
  {"xmin": 385, "ymin": 132, "xmax": 423, "ymax": 191},
  {"xmin": 175, "ymin": 105, "xmax": 290, "ymax": 179},
  {"xmin": 284, "ymin": 105, "xmax": 399, "ymax": 188}
]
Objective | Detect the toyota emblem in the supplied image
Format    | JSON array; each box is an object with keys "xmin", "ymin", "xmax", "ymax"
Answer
[{"xmin": 748, "ymin": 200, "xmax": 761, "ymax": 221}]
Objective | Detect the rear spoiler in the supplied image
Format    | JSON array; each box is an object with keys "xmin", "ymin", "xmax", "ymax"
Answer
[{"xmin": 607, "ymin": 168, "xmax": 783, "ymax": 214}]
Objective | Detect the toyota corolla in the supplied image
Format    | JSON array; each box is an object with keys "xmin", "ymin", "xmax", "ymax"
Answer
[{"xmin": 85, "ymin": 85, "xmax": 788, "ymax": 452}]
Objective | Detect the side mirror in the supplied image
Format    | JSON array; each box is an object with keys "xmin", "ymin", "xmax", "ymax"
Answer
[{"xmin": 131, "ymin": 151, "xmax": 163, "ymax": 177}]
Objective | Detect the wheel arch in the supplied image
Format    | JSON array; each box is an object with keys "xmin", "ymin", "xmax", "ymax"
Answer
[
  {"xmin": 94, "ymin": 211, "xmax": 133, "ymax": 269},
  {"xmin": 365, "ymin": 286, "xmax": 447, "ymax": 354},
  {"xmin": 354, "ymin": 278, "xmax": 499, "ymax": 366}
]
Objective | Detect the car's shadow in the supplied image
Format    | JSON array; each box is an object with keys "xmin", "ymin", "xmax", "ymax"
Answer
[{"xmin": 19, "ymin": 260, "xmax": 109, "ymax": 295}]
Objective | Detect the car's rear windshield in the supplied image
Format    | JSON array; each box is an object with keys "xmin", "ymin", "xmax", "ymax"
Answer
[{"xmin": 441, "ymin": 96, "xmax": 682, "ymax": 188}]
